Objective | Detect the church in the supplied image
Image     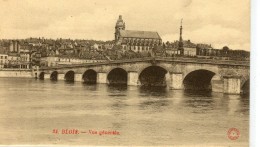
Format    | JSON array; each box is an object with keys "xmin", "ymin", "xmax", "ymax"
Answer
[{"xmin": 114, "ymin": 15, "xmax": 162, "ymax": 53}]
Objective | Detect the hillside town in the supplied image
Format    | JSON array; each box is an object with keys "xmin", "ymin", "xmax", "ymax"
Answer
[{"xmin": 0, "ymin": 15, "xmax": 250, "ymax": 69}]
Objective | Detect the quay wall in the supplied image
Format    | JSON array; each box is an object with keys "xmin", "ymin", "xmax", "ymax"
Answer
[{"xmin": 0, "ymin": 69, "xmax": 34, "ymax": 78}]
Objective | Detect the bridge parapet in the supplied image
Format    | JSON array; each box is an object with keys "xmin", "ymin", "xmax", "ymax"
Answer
[{"xmin": 39, "ymin": 57, "xmax": 249, "ymax": 70}]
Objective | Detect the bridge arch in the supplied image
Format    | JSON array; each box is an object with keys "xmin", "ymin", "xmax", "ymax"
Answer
[
  {"xmin": 65, "ymin": 70, "xmax": 75, "ymax": 82},
  {"xmin": 50, "ymin": 71, "xmax": 58, "ymax": 81},
  {"xmin": 139, "ymin": 65, "xmax": 168, "ymax": 87},
  {"xmin": 107, "ymin": 68, "xmax": 127, "ymax": 85},
  {"xmin": 241, "ymin": 79, "xmax": 250, "ymax": 94},
  {"xmin": 183, "ymin": 69, "xmax": 216, "ymax": 90},
  {"xmin": 136, "ymin": 63, "xmax": 172, "ymax": 75},
  {"xmin": 82, "ymin": 69, "xmax": 97, "ymax": 84},
  {"xmin": 39, "ymin": 72, "xmax": 45, "ymax": 80}
]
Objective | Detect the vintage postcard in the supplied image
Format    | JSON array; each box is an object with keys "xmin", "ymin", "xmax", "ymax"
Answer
[{"xmin": 0, "ymin": 0, "xmax": 250, "ymax": 146}]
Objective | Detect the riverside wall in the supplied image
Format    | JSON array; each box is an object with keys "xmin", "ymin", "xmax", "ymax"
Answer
[{"xmin": 0, "ymin": 69, "xmax": 34, "ymax": 78}]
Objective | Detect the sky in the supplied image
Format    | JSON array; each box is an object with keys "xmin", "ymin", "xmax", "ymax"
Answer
[{"xmin": 0, "ymin": 0, "xmax": 250, "ymax": 50}]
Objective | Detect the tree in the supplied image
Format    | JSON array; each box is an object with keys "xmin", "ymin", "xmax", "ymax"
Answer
[
  {"xmin": 112, "ymin": 45, "xmax": 123, "ymax": 51},
  {"xmin": 222, "ymin": 46, "xmax": 229, "ymax": 51},
  {"xmin": 222, "ymin": 46, "xmax": 229, "ymax": 56}
]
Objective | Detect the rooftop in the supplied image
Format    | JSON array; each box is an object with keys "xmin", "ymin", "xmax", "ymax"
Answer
[{"xmin": 119, "ymin": 30, "xmax": 161, "ymax": 39}]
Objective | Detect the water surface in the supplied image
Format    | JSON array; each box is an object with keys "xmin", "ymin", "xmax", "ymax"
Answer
[{"xmin": 0, "ymin": 78, "xmax": 249, "ymax": 146}]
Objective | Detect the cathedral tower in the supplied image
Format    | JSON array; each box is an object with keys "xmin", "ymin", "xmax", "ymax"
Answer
[{"xmin": 115, "ymin": 15, "xmax": 125, "ymax": 42}]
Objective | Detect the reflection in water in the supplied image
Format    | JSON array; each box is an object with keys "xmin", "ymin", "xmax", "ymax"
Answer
[
  {"xmin": 0, "ymin": 78, "xmax": 249, "ymax": 146},
  {"xmin": 184, "ymin": 89, "xmax": 213, "ymax": 97},
  {"xmin": 107, "ymin": 84, "xmax": 128, "ymax": 93},
  {"xmin": 82, "ymin": 83, "xmax": 98, "ymax": 91},
  {"xmin": 64, "ymin": 80, "xmax": 75, "ymax": 84},
  {"xmin": 138, "ymin": 86, "xmax": 171, "ymax": 112},
  {"xmin": 183, "ymin": 89, "xmax": 214, "ymax": 113},
  {"xmin": 139, "ymin": 86, "xmax": 168, "ymax": 96},
  {"xmin": 225, "ymin": 94, "xmax": 241, "ymax": 115},
  {"xmin": 224, "ymin": 94, "xmax": 249, "ymax": 116}
]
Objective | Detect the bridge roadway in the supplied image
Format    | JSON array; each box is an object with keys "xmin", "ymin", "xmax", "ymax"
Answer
[{"xmin": 37, "ymin": 57, "xmax": 250, "ymax": 94}]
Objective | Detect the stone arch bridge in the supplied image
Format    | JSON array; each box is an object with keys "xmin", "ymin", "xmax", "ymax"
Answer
[{"xmin": 37, "ymin": 57, "xmax": 250, "ymax": 94}]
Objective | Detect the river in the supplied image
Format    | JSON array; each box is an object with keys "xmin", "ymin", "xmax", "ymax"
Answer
[{"xmin": 0, "ymin": 78, "xmax": 249, "ymax": 146}]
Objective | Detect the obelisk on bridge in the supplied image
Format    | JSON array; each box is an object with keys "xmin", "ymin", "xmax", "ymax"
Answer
[{"xmin": 178, "ymin": 19, "xmax": 184, "ymax": 55}]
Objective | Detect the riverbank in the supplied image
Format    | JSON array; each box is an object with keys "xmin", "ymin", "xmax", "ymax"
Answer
[{"xmin": 0, "ymin": 69, "xmax": 34, "ymax": 78}]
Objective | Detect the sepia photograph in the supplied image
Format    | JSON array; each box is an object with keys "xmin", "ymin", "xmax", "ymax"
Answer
[{"xmin": 0, "ymin": 0, "xmax": 250, "ymax": 146}]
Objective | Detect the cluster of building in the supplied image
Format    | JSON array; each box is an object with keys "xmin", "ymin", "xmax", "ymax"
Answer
[
  {"xmin": 0, "ymin": 40, "xmax": 31, "ymax": 69},
  {"xmin": 0, "ymin": 15, "xmax": 250, "ymax": 69},
  {"xmin": 0, "ymin": 38, "xmax": 114, "ymax": 69},
  {"xmin": 114, "ymin": 15, "xmax": 249, "ymax": 59}
]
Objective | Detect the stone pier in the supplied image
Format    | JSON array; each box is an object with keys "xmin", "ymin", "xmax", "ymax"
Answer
[
  {"xmin": 97, "ymin": 72, "xmax": 107, "ymax": 84},
  {"xmin": 74, "ymin": 74, "xmax": 83, "ymax": 82},
  {"xmin": 58, "ymin": 73, "xmax": 65, "ymax": 80},
  {"xmin": 223, "ymin": 76, "xmax": 241, "ymax": 94},
  {"xmin": 45, "ymin": 73, "xmax": 50, "ymax": 80},
  {"xmin": 127, "ymin": 71, "xmax": 138, "ymax": 86},
  {"xmin": 169, "ymin": 72, "xmax": 183, "ymax": 89},
  {"xmin": 211, "ymin": 75, "xmax": 224, "ymax": 93}
]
